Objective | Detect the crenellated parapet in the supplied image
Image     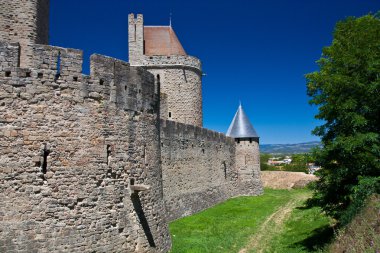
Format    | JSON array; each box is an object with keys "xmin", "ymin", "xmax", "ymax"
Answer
[
  {"xmin": 0, "ymin": 42, "xmax": 158, "ymax": 114},
  {"xmin": 160, "ymin": 119, "xmax": 234, "ymax": 145}
]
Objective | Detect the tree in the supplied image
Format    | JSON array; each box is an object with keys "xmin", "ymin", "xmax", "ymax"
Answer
[{"xmin": 306, "ymin": 13, "xmax": 380, "ymax": 225}]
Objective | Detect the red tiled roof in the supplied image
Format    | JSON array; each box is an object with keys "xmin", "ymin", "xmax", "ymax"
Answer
[{"xmin": 144, "ymin": 26, "xmax": 187, "ymax": 56}]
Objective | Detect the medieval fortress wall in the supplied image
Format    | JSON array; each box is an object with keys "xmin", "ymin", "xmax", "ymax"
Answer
[
  {"xmin": 0, "ymin": 42, "xmax": 171, "ymax": 252},
  {"xmin": 0, "ymin": 2, "xmax": 263, "ymax": 252},
  {"xmin": 160, "ymin": 120, "xmax": 263, "ymax": 222},
  {"xmin": 161, "ymin": 120, "xmax": 238, "ymax": 221}
]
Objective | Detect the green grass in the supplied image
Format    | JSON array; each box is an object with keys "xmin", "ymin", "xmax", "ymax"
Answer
[
  {"xmin": 169, "ymin": 188, "xmax": 334, "ymax": 253},
  {"xmin": 265, "ymin": 200, "xmax": 334, "ymax": 252}
]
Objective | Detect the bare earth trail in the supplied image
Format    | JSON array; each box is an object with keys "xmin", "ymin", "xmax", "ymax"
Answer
[{"xmin": 238, "ymin": 191, "xmax": 311, "ymax": 253}]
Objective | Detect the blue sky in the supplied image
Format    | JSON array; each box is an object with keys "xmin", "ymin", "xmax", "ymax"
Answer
[{"xmin": 50, "ymin": 0, "xmax": 380, "ymax": 144}]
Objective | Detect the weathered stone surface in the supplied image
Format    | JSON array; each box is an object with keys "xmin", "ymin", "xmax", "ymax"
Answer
[
  {"xmin": 0, "ymin": 4, "xmax": 263, "ymax": 252},
  {"xmin": 160, "ymin": 120, "xmax": 263, "ymax": 221},
  {"xmin": 0, "ymin": 42, "xmax": 171, "ymax": 253},
  {"xmin": 0, "ymin": 0, "xmax": 49, "ymax": 67},
  {"xmin": 129, "ymin": 14, "xmax": 203, "ymax": 127}
]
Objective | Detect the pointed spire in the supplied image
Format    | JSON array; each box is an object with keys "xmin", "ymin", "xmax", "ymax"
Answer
[{"xmin": 226, "ymin": 104, "xmax": 258, "ymax": 138}]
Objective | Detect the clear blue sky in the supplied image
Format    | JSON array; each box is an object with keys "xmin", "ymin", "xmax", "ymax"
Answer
[{"xmin": 50, "ymin": 0, "xmax": 380, "ymax": 144}]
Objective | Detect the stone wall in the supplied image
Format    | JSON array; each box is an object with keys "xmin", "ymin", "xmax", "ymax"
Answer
[
  {"xmin": 147, "ymin": 67, "xmax": 202, "ymax": 127},
  {"xmin": 160, "ymin": 120, "xmax": 262, "ymax": 221},
  {"xmin": 0, "ymin": 42, "xmax": 171, "ymax": 253},
  {"xmin": 0, "ymin": 0, "xmax": 50, "ymax": 67},
  {"xmin": 235, "ymin": 139, "xmax": 263, "ymax": 195},
  {"xmin": 128, "ymin": 14, "xmax": 203, "ymax": 128},
  {"xmin": 128, "ymin": 14, "xmax": 144, "ymax": 66}
]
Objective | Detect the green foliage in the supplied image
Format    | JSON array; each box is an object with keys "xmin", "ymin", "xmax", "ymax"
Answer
[
  {"xmin": 282, "ymin": 153, "xmax": 310, "ymax": 173},
  {"xmin": 260, "ymin": 153, "xmax": 278, "ymax": 171},
  {"xmin": 260, "ymin": 153, "xmax": 312, "ymax": 173},
  {"xmin": 306, "ymin": 13, "xmax": 380, "ymax": 224},
  {"xmin": 260, "ymin": 163, "xmax": 279, "ymax": 171},
  {"xmin": 340, "ymin": 176, "xmax": 380, "ymax": 225},
  {"xmin": 375, "ymin": 11, "xmax": 380, "ymax": 19}
]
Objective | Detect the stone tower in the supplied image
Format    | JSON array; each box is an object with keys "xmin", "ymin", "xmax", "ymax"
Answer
[
  {"xmin": 227, "ymin": 104, "xmax": 262, "ymax": 191},
  {"xmin": 128, "ymin": 14, "xmax": 203, "ymax": 127},
  {"xmin": 0, "ymin": 0, "xmax": 50, "ymax": 67}
]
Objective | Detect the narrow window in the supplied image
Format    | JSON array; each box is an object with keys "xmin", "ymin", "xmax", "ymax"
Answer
[
  {"xmin": 73, "ymin": 76, "xmax": 78, "ymax": 82},
  {"xmin": 143, "ymin": 40, "xmax": 146, "ymax": 54},
  {"xmin": 5, "ymin": 71, "xmax": 11, "ymax": 77},
  {"xmin": 38, "ymin": 73, "xmax": 43, "ymax": 79},
  {"xmin": 237, "ymin": 138, "xmax": 240, "ymax": 144},
  {"xmin": 223, "ymin": 161, "xmax": 227, "ymax": 180},
  {"xmin": 42, "ymin": 144, "xmax": 50, "ymax": 175},
  {"xmin": 249, "ymin": 138, "xmax": 252, "ymax": 143},
  {"xmin": 125, "ymin": 85, "xmax": 127, "ymax": 91},
  {"xmin": 134, "ymin": 24, "xmax": 137, "ymax": 41},
  {"xmin": 99, "ymin": 79, "xmax": 104, "ymax": 85},
  {"xmin": 143, "ymin": 145, "xmax": 147, "ymax": 165},
  {"xmin": 26, "ymin": 71, "xmax": 31, "ymax": 78},
  {"xmin": 54, "ymin": 51, "xmax": 61, "ymax": 81},
  {"xmin": 156, "ymin": 74, "xmax": 161, "ymax": 94},
  {"xmin": 168, "ymin": 112, "xmax": 172, "ymax": 118},
  {"xmin": 106, "ymin": 145, "xmax": 111, "ymax": 166},
  {"xmin": 202, "ymin": 148, "xmax": 205, "ymax": 154}
]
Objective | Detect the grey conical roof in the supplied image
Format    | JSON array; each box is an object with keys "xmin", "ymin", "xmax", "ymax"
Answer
[{"xmin": 226, "ymin": 104, "xmax": 259, "ymax": 138}]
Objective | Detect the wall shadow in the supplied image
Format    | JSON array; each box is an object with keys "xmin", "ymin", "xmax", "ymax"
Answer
[{"xmin": 131, "ymin": 193, "xmax": 156, "ymax": 247}]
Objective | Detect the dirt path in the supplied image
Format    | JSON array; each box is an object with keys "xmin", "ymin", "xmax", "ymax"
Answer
[{"xmin": 238, "ymin": 192, "xmax": 310, "ymax": 253}]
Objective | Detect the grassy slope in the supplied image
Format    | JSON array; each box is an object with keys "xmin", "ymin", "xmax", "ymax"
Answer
[
  {"xmin": 329, "ymin": 194, "xmax": 380, "ymax": 253},
  {"xmin": 266, "ymin": 198, "xmax": 334, "ymax": 252},
  {"xmin": 169, "ymin": 189, "xmax": 333, "ymax": 253}
]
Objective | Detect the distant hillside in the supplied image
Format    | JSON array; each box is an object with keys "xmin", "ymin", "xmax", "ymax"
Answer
[{"xmin": 260, "ymin": 141, "xmax": 321, "ymax": 154}]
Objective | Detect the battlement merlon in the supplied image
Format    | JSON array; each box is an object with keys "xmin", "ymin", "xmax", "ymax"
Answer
[
  {"xmin": 160, "ymin": 119, "xmax": 235, "ymax": 145},
  {"xmin": 0, "ymin": 41, "xmax": 158, "ymax": 114}
]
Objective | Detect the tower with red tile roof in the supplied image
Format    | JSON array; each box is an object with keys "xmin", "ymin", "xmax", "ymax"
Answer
[{"xmin": 129, "ymin": 14, "xmax": 203, "ymax": 127}]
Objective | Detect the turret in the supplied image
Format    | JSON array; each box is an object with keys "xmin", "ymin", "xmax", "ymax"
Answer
[
  {"xmin": 0, "ymin": 0, "xmax": 50, "ymax": 67},
  {"xmin": 128, "ymin": 14, "xmax": 203, "ymax": 127},
  {"xmin": 227, "ymin": 104, "xmax": 261, "ymax": 186},
  {"xmin": 128, "ymin": 14, "xmax": 144, "ymax": 65}
]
